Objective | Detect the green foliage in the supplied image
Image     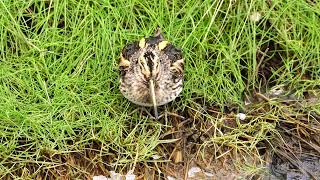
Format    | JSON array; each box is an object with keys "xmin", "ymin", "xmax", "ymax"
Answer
[{"xmin": 0, "ymin": 0, "xmax": 319, "ymax": 178}]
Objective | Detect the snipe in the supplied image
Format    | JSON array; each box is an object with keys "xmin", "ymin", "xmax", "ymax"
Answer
[{"xmin": 119, "ymin": 29, "xmax": 184, "ymax": 118}]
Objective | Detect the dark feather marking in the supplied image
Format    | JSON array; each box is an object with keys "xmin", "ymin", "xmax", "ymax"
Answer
[
  {"xmin": 144, "ymin": 51, "xmax": 155, "ymax": 73},
  {"xmin": 146, "ymin": 35, "xmax": 164, "ymax": 46},
  {"xmin": 119, "ymin": 69, "xmax": 126, "ymax": 76},
  {"xmin": 122, "ymin": 42, "xmax": 139, "ymax": 59},
  {"xmin": 172, "ymin": 71, "xmax": 183, "ymax": 83},
  {"xmin": 170, "ymin": 83, "xmax": 182, "ymax": 90},
  {"xmin": 163, "ymin": 44, "xmax": 183, "ymax": 63}
]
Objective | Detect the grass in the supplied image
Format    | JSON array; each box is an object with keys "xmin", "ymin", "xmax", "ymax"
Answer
[{"xmin": 0, "ymin": 0, "xmax": 319, "ymax": 178}]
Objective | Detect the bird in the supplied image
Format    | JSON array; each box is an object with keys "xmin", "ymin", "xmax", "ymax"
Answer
[{"xmin": 119, "ymin": 29, "xmax": 184, "ymax": 119}]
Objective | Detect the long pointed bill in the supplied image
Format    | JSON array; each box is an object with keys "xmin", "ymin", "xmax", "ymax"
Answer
[{"xmin": 149, "ymin": 79, "xmax": 158, "ymax": 119}]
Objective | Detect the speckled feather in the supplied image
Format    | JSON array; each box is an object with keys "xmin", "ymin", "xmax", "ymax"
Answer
[{"xmin": 119, "ymin": 30, "xmax": 184, "ymax": 109}]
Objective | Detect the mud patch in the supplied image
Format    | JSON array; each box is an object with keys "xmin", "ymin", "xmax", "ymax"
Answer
[{"xmin": 270, "ymin": 154, "xmax": 320, "ymax": 180}]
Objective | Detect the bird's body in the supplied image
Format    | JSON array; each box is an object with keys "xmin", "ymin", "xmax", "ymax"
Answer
[{"xmin": 119, "ymin": 30, "xmax": 184, "ymax": 118}]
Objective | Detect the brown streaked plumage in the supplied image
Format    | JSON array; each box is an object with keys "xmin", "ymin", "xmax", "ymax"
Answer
[{"xmin": 119, "ymin": 29, "xmax": 184, "ymax": 118}]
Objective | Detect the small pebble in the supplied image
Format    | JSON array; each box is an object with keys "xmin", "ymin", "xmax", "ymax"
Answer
[
  {"xmin": 188, "ymin": 166, "xmax": 202, "ymax": 178},
  {"xmin": 167, "ymin": 176, "xmax": 177, "ymax": 180},
  {"xmin": 152, "ymin": 154, "xmax": 161, "ymax": 160},
  {"xmin": 92, "ymin": 175, "xmax": 109, "ymax": 180},
  {"xmin": 236, "ymin": 113, "xmax": 246, "ymax": 120},
  {"xmin": 250, "ymin": 12, "xmax": 262, "ymax": 22}
]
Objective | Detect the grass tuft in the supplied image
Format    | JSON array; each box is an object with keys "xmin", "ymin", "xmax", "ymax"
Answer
[{"xmin": 0, "ymin": 0, "xmax": 319, "ymax": 178}]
